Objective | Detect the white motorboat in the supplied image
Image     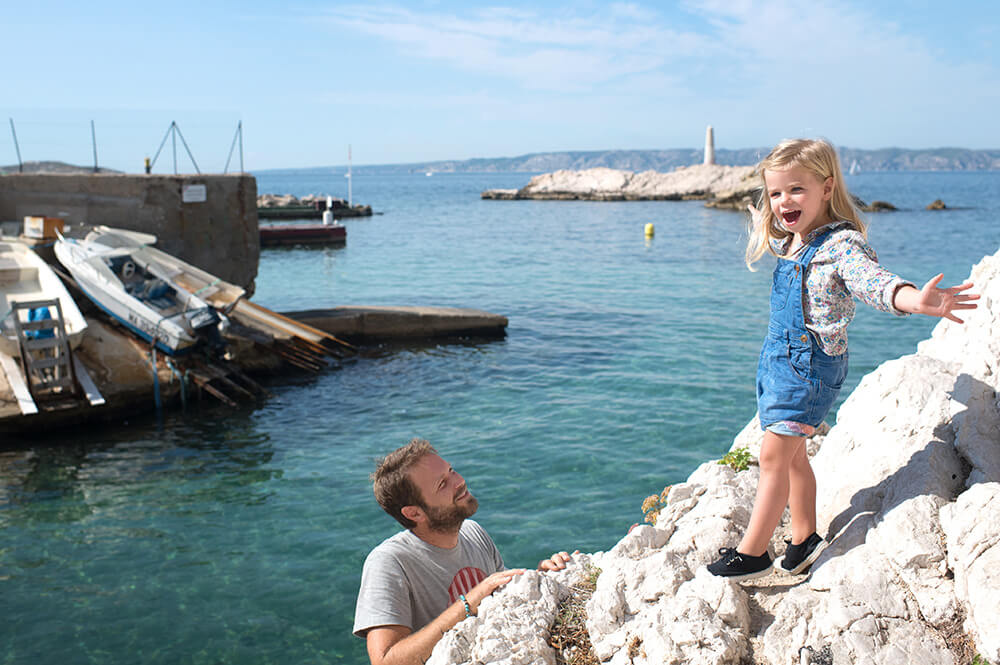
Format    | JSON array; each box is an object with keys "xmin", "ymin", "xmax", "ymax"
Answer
[
  {"xmin": 0, "ymin": 240, "xmax": 88, "ymax": 357},
  {"xmin": 54, "ymin": 228, "xmax": 229, "ymax": 356},
  {"xmin": 83, "ymin": 226, "xmax": 246, "ymax": 312}
]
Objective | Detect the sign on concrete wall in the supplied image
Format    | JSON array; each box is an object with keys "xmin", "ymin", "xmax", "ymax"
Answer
[{"xmin": 182, "ymin": 184, "xmax": 207, "ymax": 203}]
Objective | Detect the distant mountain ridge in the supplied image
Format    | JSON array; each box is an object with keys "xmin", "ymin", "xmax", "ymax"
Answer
[
  {"xmin": 347, "ymin": 147, "xmax": 1000, "ymax": 174},
  {"xmin": 0, "ymin": 160, "xmax": 121, "ymax": 175}
]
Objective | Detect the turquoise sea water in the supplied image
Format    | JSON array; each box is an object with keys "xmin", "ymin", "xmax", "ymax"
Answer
[{"xmin": 2, "ymin": 170, "xmax": 999, "ymax": 664}]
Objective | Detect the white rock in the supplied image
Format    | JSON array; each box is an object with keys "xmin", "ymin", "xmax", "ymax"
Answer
[
  {"xmin": 516, "ymin": 164, "xmax": 756, "ymax": 201},
  {"xmin": 940, "ymin": 482, "xmax": 1000, "ymax": 662},
  {"xmin": 429, "ymin": 247, "xmax": 1000, "ymax": 665},
  {"xmin": 427, "ymin": 555, "xmax": 598, "ymax": 665}
]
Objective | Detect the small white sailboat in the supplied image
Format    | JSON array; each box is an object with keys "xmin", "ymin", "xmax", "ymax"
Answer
[
  {"xmin": 0, "ymin": 240, "xmax": 88, "ymax": 357},
  {"xmin": 54, "ymin": 228, "xmax": 229, "ymax": 356},
  {"xmin": 849, "ymin": 159, "xmax": 860, "ymax": 175}
]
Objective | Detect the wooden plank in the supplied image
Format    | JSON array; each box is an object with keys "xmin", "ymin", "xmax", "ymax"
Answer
[
  {"xmin": 72, "ymin": 355, "xmax": 106, "ymax": 406},
  {"xmin": 0, "ymin": 353, "xmax": 38, "ymax": 415}
]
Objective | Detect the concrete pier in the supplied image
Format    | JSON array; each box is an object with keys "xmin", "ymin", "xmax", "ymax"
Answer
[
  {"xmin": 281, "ymin": 306, "xmax": 508, "ymax": 342},
  {"xmin": 0, "ymin": 306, "xmax": 507, "ymax": 432},
  {"xmin": 0, "ymin": 173, "xmax": 259, "ymax": 291}
]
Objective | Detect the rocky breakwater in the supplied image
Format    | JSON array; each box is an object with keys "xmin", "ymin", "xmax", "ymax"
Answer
[
  {"xmin": 257, "ymin": 193, "xmax": 372, "ymax": 218},
  {"xmin": 428, "ymin": 246, "xmax": 1000, "ymax": 665},
  {"xmin": 482, "ymin": 163, "xmax": 757, "ymax": 204}
]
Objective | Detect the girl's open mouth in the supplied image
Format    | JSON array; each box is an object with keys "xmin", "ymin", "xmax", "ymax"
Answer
[{"xmin": 782, "ymin": 210, "xmax": 801, "ymax": 225}]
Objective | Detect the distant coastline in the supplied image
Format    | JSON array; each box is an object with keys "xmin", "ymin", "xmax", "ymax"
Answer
[
  {"xmin": 8, "ymin": 147, "xmax": 1000, "ymax": 178},
  {"xmin": 262, "ymin": 147, "xmax": 1000, "ymax": 175}
]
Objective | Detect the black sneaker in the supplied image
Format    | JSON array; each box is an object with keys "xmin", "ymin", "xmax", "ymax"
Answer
[
  {"xmin": 774, "ymin": 533, "xmax": 827, "ymax": 575},
  {"xmin": 706, "ymin": 547, "xmax": 772, "ymax": 581}
]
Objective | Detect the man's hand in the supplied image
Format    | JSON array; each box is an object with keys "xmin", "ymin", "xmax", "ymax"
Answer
[
  {"xmin": 464, "ymin": 569, "xmax": 525, "ymax": 614},
  {"xmin": 538, "ymin": 550, "xmax": 575, "ymax": 572},
  {"xmin": 365, "ymin": 570, "xmax": 524, "ymax": 665}
]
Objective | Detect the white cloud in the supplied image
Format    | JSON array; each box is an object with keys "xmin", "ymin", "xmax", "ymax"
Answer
[
  {"xmin": 320, "ymin": 5, "xmax": 711, "ymax": 92},
  {"xmin": 317, "ymin": 1, "xmax": 1000, "ymax": 149}
]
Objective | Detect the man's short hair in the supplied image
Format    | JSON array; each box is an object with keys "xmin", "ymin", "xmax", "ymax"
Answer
[{"xmin": 371, "ymin": 438, "xmax": 437, "ymax": 529}]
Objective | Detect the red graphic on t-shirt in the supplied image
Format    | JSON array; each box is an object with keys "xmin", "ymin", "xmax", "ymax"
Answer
[{"xmin": 448, "ymin": 567, "xmax": 486, "ymax": 603}]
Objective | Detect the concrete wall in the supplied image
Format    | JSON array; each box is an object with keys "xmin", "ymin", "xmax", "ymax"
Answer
[{"xmin": 0, "ymin": 173, "xmax": 259, "ymax": 291}]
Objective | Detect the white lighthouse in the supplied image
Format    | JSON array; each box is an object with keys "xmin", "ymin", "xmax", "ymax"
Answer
[{"xmin": 704, "ymin": 125, "xmax": 715, "ymax": 165}]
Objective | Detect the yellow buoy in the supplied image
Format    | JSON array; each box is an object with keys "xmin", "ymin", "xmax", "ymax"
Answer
[{"xmin": 644, "ymin": 223, "xmax": 655, "ymax": 237}]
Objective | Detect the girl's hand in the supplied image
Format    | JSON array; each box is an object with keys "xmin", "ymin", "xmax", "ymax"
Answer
[
  {"xmin": 901, "ymin": 274, "xmax": 980, "ymax": 323},
  {"xmin": 746, "ymin": 203, "xmax": 765, "ymax": 229}
]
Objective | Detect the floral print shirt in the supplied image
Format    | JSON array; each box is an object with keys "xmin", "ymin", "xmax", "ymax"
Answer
[{"xmin": 774, "ymin": 221, "xmax": 914, "ymax": 356}]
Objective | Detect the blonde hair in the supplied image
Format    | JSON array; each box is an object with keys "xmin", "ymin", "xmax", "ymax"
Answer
[{"xmin": 745, "ymin": 138, "xmax": 866, "ymax": 269}]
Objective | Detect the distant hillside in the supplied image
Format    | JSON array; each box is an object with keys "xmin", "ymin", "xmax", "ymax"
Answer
[
  {"xmin": 348, "ymin": 147, "xmax": 1000, "ymax": 174},
  {"xmin": 0, "ymin": 160, "xmax": 121, "ymax": 175}
]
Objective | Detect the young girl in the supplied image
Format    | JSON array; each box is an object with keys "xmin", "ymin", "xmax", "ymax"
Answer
[{"xmin": 707, "ymin": 138, "xmax": 979, "ymax": 581}]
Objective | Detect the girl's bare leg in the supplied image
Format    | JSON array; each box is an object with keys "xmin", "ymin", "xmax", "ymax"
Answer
[
  {"xmin": 738, "ymin": 431, "xmax": 804, "ymax": 557},
  {"xmin": 787, "ymin": 438, "xmax": 817, "ymax": 543}
]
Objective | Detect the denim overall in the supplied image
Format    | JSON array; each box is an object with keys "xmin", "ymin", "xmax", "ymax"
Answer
[{"xmin": 756, "ymin": 230, "xmax": 849, "ymax": 431}]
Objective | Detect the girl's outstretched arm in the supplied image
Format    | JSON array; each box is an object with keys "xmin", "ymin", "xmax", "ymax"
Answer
[{"xmin": 893, "ymin": 274, "xmax": 980, "ymax": 323}]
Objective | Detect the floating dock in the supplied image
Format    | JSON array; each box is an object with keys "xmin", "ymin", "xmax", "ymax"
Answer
[
  {"xmin": 1, "ymin": 305, "xmax": 507, "ymax": 433},
  {"xmin": 259, "ymin": 223, "xmax": 346, "ymax": 247},
  {"xmin": 257, "ymin": 204, "xmax": 372, "ymax": 220},
  {"xmin": 282, "ymin": 306, "xmax": 508, "ymax": 341}
]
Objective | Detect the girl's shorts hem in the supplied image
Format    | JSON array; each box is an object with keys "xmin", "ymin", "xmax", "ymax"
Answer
[{"xmin": 762, "ymin": 420, "xmax": 816, "ymax": 437}]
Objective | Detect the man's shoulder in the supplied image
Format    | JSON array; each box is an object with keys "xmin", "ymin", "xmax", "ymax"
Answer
[
  {"xmin": 364, "ymin": 529, "xmax": 422, "ymax": 565},
  {"xmin": 459, "ymin": 519, "xmax": 499, "ymax": 552}
]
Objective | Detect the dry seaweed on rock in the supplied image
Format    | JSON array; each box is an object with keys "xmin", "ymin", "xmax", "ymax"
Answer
[{"xmin": 550, "ymin": 566, "xmax": 601, "ymax": 665}]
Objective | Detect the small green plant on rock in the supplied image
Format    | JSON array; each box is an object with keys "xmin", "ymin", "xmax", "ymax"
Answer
[
  {"xmin": 641, "ymin": 486, "xmax": 671, "ymax": 525},
  {"xmin": 718, "ymin": 447, "xmax": 753, "ymax": 472}
]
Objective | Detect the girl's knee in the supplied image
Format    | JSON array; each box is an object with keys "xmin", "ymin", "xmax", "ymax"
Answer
[{"xmin": 759, "ymin": 432, "xmax": 805, "ymax": 471}]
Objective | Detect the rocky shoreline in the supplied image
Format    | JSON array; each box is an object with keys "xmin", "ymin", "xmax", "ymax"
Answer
[
  {"xmin": 429, "ymin": 247, "xmax": 1000, "ymax": 665},
  {"xmin": 482, "ymin": 164, "xmax": 757, "ymax": 207}
]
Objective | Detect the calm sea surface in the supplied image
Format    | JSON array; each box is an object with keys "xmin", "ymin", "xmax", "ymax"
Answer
[{"xmin": 3, "ymin": 169, "xmax": 998, "ymax": 663}]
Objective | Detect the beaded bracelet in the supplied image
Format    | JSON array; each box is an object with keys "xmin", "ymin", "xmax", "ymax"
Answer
[{"xmin": 459, "ymin": 594, "xmax": 473, "ymax": 618}]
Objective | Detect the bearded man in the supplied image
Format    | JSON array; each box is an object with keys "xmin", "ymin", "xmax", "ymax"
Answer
[{"xmin": 353, "ymin": 438, "xmax": 571, "ymax": 665}]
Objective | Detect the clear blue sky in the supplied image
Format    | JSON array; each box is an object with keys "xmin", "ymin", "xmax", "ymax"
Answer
[{"xmin": 2, "ymin": 1, "xmax": 998, "ymax": 172}]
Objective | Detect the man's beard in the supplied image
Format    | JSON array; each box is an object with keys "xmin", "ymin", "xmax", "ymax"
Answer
[{"xmin": 422, "ymin": 495, "xmax": 479, "ymax": 533}]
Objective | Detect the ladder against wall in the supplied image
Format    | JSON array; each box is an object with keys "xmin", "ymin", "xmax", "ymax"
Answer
[{"xmin": 0, "ymin": 299, "xmax": 104, "ymax": 414}]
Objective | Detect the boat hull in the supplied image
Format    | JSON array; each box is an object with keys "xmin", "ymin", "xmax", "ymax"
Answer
[
  {"xmin": 54, "ymin": 238, "xmax": 202, "ymax": 355},
  {"xmin": 0, "ymin": 240, "xmax": 88, "ymax": 357}
]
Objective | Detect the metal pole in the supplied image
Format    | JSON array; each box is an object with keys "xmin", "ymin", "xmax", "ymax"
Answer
[
  {"xmin": 9, "ymin": 118, "xmax": 23, "ymax": 173},
  {"xmin": 347, "ymin": 144, "xmax": 353, "ymax": 207},
  {"xmin": 172, "ymin": 121, "xmax": 178, "ymax": 174},
  {"xmin": 172, "ymin": 123, "xmax": 201, "ymax": 174},
  {"xmin": 91, "ymin": 120, "xmax": 99, "ymax": 173},
  {"xmin": 150, "ymin": 122, "xmax": 174, "ymax": 171},
  {"xmin": 224, "ymin": 120, "xmax": 242, "ymax": 174}
]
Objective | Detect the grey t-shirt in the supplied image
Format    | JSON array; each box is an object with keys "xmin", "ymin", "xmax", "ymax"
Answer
[{"xmin": 353, "ymin": 520, "xmax": 504, "ymax": 638}]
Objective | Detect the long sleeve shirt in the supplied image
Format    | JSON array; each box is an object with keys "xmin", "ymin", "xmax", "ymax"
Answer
[{"xmin": 776, "ymin": 221, "xmax": 914, "ymax": 356}]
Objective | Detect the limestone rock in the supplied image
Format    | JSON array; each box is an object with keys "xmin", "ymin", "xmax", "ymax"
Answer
[
  {"xmin": 428, "ymin": 556, "xmax": 597, "ymax": 665},
  {"xmin": 429, "ymin": 246, "xmax": 1000, "ymax": 665},
  {"xmin": 927, "ymin": 199, "xmax": 948, "ymax": 210},
  {"xmin": 864, "ymin": 200, "xmax": 898, "ymax": 212},
  {"xmin": 940, "ymin": 483, "xmax": 1000, "ymax": 663},
  {"xmin": 486, "ymin": 164, "xmax": 756, "ymax": 202}
]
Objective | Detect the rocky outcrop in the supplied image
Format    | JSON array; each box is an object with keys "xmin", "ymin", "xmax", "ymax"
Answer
[
  {"xmin": 864, "ymin": 200, "xmax": 898, "ymax": 212},
  {"xmin": 431, "ymin": 246, "xmax": 1000, "ymax": 665},
  {"xmin": 928, "ymin": 199, "xmax": 948, "ymax": 210},
  {"xmin": 482, "ymin": 164, "xmax": 757, "ymax": 203}
]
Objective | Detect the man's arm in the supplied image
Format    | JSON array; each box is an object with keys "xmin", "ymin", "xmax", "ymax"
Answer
[{"xmin": 364, "ymin": 569, "xmax": 524, "ymax": 665}]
